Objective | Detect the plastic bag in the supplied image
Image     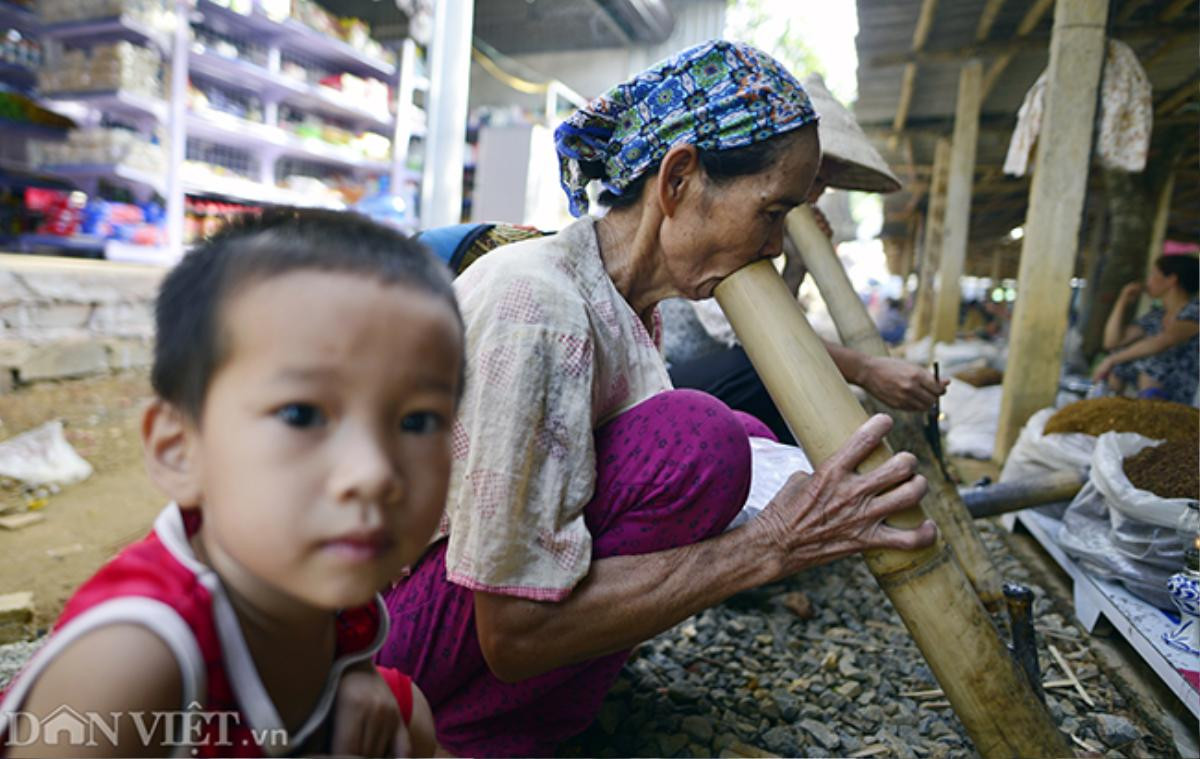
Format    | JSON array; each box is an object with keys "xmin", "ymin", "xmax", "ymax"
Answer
[
  {"xmin": 941, "ymin": 379, "xmax": 1004, "ymax": 460},
  {"xmin": 726, "ymin": 437, "xmax": 813, "ymax": 531},
  {"xmin": 999, "ymin": 407, "xmax": 1096, "ymax": 483},
  {"xmin": 1054, "ymin": 431, "xmax": 1189, "ymax": 609}
]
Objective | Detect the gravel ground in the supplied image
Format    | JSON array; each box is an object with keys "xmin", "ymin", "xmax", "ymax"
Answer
[
  {"xmin": 0, "ymin": 523, "xmax": 1179, "ymax": 758},
  {"xmin": 558, "ymin": 520, "xmax": 1177, "ymax": 759}
]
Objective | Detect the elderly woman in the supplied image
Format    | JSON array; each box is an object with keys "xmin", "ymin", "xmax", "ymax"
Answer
[
  {"xmin": 1095, "ymin": 254, "xmax": 1199, "ymax": 404},
  {"xmin": 378, "ymin": 41, "xmax": 935, "ymax": 756}
]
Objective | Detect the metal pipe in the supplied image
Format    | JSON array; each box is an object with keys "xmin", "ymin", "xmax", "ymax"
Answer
[{"xmin": 959, "ymin": 471, "xmax": 1086, "ymax": 519}]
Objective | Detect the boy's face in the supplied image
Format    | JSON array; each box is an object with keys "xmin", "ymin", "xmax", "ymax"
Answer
[{"xmin": 185, "ymin": 270, "xmax": 462, "ymax": 610}]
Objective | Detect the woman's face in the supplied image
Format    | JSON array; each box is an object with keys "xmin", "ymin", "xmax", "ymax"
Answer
[
  {"xmin": 1146, "ymin": 264, "xmax": 1173, "ymax": 298},
  {"xmin": 658, "ymin": 128, "xmax": 822, "ymax": 300}
]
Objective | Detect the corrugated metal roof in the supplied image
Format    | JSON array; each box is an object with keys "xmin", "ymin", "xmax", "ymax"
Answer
[{"xmin": 854, "ymin": 0, "xmax": 1199, "ymax": 257}]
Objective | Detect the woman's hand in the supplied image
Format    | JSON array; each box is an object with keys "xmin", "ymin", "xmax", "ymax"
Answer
[
  {"xmin": 1092, "ymin": 355, "xmax": 1116, "ymax": 381},
  {"xmin": 751, "ymin": 414, "xmax": 937, "ymax": 576},
  {"xmin": 1119, "ymin": 282, "xmax": 1144, "ymax": 302},
  {"xmin": 859, "ymin": 356, "xmax": 948, "ymax": 411},
  {"xmin": 332, "ymin": 663, "xmax": 403, "ymax": 757}
]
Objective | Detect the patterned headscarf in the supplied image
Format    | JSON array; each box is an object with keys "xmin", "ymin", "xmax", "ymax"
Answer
[{"xmin": 553, "ymin": 40, "xmax": 819, "ymax": 217}]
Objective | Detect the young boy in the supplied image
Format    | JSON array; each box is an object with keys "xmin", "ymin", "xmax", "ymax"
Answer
[{"xmin": 0, "ymin": 210, "xmax": 463, "ymax": 757}]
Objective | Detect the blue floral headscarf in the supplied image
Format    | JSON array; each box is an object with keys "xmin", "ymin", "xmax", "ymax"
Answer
[{"xmin": 553, "ymin": 40, "xmax": 819, "ymax": 217}]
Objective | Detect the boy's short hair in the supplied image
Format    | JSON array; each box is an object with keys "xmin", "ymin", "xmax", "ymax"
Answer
[{"xmin": 153, "ymin": 208, "xmax": 464, "ymax": 419}]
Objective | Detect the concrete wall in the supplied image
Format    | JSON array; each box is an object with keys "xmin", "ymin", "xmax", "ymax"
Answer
[{"xmin": 0, "ymin": 255, "xmax": 163, "ymax": 389}]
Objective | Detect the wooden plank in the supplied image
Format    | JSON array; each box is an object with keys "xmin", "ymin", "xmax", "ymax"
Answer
[
  {"xmin": 976, "ymin": 0, "xmax": 1008, "ymax": 41},
  {"xmin": 995, "ymin": 0, "xmax": 1109, "ymax": 462},
  {"xmin": 932, "ymin": 60, "xmax": 983, "ymax": 345},
  {"xmin": 981, "ymin": 0, "xmax": 1056, "ymax": 98},
  {"xmin": 0, "ymin": 512, "xmax": 45, "ymax": 530},
  {"xmin": 1136, "ymin": 168, "xmax": 1177, "ymax": 316}
]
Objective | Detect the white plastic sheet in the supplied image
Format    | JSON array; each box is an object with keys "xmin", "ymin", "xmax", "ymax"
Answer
[
  {"xmin": 727, "ymin": 437, "xmax": 814, "ymax": 531},
  {"xmin": 0, "ymin": 420, "xmax": 93, "ymax": 487},
  {"xmin": 941, "ymin": 379, "xmax": 1004, "ymax": 460},
  {"xmin": 999, "ymin": 407, "xmax": 1096, "ymax": 483}
]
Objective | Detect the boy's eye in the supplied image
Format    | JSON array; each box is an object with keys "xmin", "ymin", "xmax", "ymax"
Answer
[
  {"xmin": 400, "ymin": 412, "xmax": 444, "ymax": 434},
  {"xmin": 276, "ymin": 403, "xmax": 325, "ymax": 428}
]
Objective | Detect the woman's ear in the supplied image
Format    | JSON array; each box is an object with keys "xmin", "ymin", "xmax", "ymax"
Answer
[
  {"xmin": 142, "ymin": 399, "xmax": 203, "ymax": 507},
  {"xmin": 656, "ymin": 144, "xmax": 702, "ymax": 218}
]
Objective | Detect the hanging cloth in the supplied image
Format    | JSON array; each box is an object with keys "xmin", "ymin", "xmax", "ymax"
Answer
[{"xmin": 1004, "ymin": 39, "xmax": 1152, "ymax": 176}]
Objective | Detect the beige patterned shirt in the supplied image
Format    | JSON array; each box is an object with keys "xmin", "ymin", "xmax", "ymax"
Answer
[{"xmin": 437, "ymin": 216, "xmax": 671, "ymax": 601}]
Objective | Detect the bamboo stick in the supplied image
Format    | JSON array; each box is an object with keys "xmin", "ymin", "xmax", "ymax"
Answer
[
  {"xmin": 786, "ymin": 206, "xmax": 1003, "ymax": 604},
  {"xmin": 715, "ymin": 260, "xmax": 1068, "ymax": 758}
]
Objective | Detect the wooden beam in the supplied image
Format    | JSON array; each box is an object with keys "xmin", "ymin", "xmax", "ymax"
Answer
[
  {"xmin": 976, "ymin": 0, "xmax": 1008, "ymax": 41},
  {"xmin": 1155, "ymin": 73, "xmax": 1200, "ymax": 115},
  {"xmin": 981, "ymin": 0, "xmax": 1055, "ymax": 98},
  {"xmin": 894, "ymin": 0, "xmax": 941, "ymax": 134},
  {"xmin": 1136, "ymin": 168, "xmax": 1178, "ymax": 315},
  {"xmin": 932, "ymin": 61, "xmax": 984, "ymax": 345},
  {"xmin": 1161, "ymin": 0, "xmax": 1193, "ymax": 21},
  {"xmin": 893, "ymin": 63, "xmax": 918, "ymax": 132},
  {"xmin": 1143, "ymin": 32, "xmax": 1194, "ymax": 69},
  {"xmin": 1116, "ymin": 0, "xmax": 1149, "ymax": 24},
  {"xmin": 996, "ymin": 0, "xmax": 1109, "ymax": 462},
  {"xmin": 912, "ymin": 0, "xmax": 940, "ymax": 49},
  {"xmin": 868, "ymin": 24, "xmax": 1188, "ymax": 68}
]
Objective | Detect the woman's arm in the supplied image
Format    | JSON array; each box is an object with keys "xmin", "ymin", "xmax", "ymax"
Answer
[
  {"xmin": 474, "ymin": 414, "xmax": 934, "ymax": 682},
  {"xmin": 10, "ymin": 625, "xmax": 183, "ymax": 758},
  {"xmin": 823, "ymin": 341, "xmax": 947, "ymax": 411},
  {"xmin": 1094, "ymin": 317, "xmax": 1200, "ymax": 379},
  {"xmin": 1102, "ymin": 283, "xmax": 1145, "ymax": 350}
]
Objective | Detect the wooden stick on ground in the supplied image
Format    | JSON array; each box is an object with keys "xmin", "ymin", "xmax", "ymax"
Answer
[{"xmin": 1048, "ymin": 643, "xmax": 1096, "ymax": 707}]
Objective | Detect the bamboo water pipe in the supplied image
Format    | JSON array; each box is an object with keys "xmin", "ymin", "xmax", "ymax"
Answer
[
  {"xmin": 714, "ymin": 260, "xmax": 1068, "ymax": 758},
  {"xmin": 785, "ymin": 205, "xmax": 1004, "ymax": 604}
]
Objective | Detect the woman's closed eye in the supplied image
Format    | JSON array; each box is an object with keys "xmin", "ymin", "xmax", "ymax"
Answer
[
  {"xmin": 400, "ymin": 411, "xmax": 446, "ymax": 434},
  {"xmin": 275, "ymin": 402, "xmax": 326, "ymax": 428}
]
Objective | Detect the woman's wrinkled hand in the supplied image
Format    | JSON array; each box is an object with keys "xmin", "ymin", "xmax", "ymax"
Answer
[
  {"xmin": 751, "ymin": 414, "xmax": 937, "ymax": 577},
  {"xmin": 860, "ymin": 356, "xmax": 948, "ymax": 411}
]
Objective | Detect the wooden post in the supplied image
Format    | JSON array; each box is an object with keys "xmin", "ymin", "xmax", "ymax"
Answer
[
  {"xmin": 1136, "ymin": 168, "xmax": 1176, "ymax": 316},
  {"xmin": 909, "ymin": 138, "xmax": 952, "ymax": 342},
  {"xmin": 995, "ymin": 0, "xmax": 1109, "ymax": 460},
  {"xmin": 787, "ymin": 207, "xmax": 1004, "ymax": 603},
  {"xmin": 931, "ymin": 60, "xmax": 983, "ymax": 346},
  {"xmin": 715, "ymin": 260, "xmax": 1068, "ymax": 758}
]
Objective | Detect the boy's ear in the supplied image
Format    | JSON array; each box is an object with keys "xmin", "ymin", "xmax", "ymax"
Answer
[{"xmin": 142, "ymin": 399, "xmax": 203, "ymax": 507}]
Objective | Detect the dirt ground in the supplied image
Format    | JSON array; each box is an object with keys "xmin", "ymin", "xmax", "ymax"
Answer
[{"xmin": 0, "ymin": 371, "xmax": 162, "ymax": 629}]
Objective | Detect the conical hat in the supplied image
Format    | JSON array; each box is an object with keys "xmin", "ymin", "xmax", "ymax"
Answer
[{"xmin": 803, "ymin": 74, "xmax": 901, "ymax": 194}]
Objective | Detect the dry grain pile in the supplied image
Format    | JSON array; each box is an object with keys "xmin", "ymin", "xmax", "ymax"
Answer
[
  {"xmin": 952, "ymin": 366, "xmax": 1003, "ymax": 387},
  {"xmin": 1045, "ymin": 398, "xmax": 1199, "ymax": 444},
  {"xmin": 1123, "ymin": 439, "xmax": 1200, "ymax": 501}
]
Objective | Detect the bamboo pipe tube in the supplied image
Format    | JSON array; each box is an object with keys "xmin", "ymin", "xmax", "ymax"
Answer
[
  {"xmin": 786, "ymin": 205, "xmax": 1004, "ymax": 604},
  {"xmin": 714, "ymin": 260, "xmax": 1068, "ymax": 758}
]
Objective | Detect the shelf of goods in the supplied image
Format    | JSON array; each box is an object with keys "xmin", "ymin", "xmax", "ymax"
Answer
[
  {"xmin": 1, "ymin": 0, "xmax": 426, "ymax": 263},
  {"xmin": 1002, "ymin": 508, "xmax": 1200, "ymax": 719}
]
